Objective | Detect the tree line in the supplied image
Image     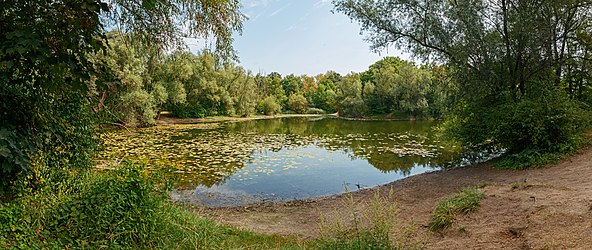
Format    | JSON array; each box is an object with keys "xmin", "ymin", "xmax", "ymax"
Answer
[
  {"xmin": 95, "ymin": 32, "xmax": 457, "ymax": 127},
  {"xmin": 335, "ymin": 0, "xmax": 592, "ymax": 167},
  {"xmin": 3, "ymin": 0, "xmax": 592, "ymax": 196}
]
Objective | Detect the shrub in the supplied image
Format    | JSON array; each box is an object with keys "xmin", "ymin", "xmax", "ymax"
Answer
[
  {"xmin": 287, "ymin": 94, "xmax": 308, "ymax": 113},
  {"xmin": 259, "ymin": 96, "xmax": 282, "ymax": 115},
  {"xmin": 339, "ymin": 96, "xmax": 369, "ymax": 117},
  {"xmin": 306, "ymin": 108, "xmax": 327, "ymax": 114},
  {"xmin": 171, "ymin": 103, "xmax": 206, "ymax": 118},
  {"xmin": 1, "ymin": 95, "xmax": 98, "ymax": 194},
  {"xmin": 46, "ymin": 163, "xmax": 170, "ymax": 248},
  {"xmin": 119, "ymin": 90, "xmax": 158, "ymax": 127},
  {"xmin": 0, "ymin": 163, "xmax": 302, "ymax": 249},
  {"xmin": 444, "ymin": 86, "xmax": 591, "ymax": 169},
  {"xmin": 494, "ymin": 91, "xmax": 589, "ymax": 155},
  {"xmin": 429, "ymin": 187, "xmax": 485, "ymax": 232}
]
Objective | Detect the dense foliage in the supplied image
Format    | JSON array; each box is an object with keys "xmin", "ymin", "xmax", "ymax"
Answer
[
  {"xmin": 94, "ymin": 34, "xmax": 456, "ymax": 124},
  {"xmin": 335, "ymin": 0, "xmax": 592, "ymax": 167},
  {"xmin": 0, "ymin": 0, "xmax": 244, "ymax": 192},
  {"xmin": 3, "ymin": 0, "xmax": 591, "ymax": 247},
  {"xmin": 0, "ymin": 0, "xmax": 107, "ymax": 192},
  {"xmin": 0, "ymin": 163, "xmax": 304, "ymax": 249}
]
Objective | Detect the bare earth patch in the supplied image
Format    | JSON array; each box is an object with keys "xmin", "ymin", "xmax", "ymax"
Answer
[{"xmin": 198, "ymin": 148, "xmax": 592, "ymax": 249}]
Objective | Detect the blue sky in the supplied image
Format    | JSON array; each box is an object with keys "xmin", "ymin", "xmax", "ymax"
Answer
[{"xmin": 189, "ymin": 0, "xmax": 405, "ymax": 76}]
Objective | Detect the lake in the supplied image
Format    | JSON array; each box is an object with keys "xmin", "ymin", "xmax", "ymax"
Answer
[{"xmin": 99, "ymin": 117, "xmax": 470, "ymax": 207}]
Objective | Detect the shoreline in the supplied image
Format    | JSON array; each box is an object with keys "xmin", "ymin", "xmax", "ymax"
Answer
[
  {"xmin": 196, "ymin": 147, "xmax": 592, "ymax": 249},
  {"xmin": 155, "ymin": 112, "xmax": 426, "ymax": 126}
]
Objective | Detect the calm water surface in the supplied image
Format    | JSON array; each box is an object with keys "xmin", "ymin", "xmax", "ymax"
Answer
[{"xmin": 100, "ymin": 117, "xmax": 468, "ymax": 207}]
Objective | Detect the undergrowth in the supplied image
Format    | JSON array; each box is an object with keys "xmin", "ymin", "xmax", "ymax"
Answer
[
  {"xmin": 428, "ymin": 187, "xmax": 485, "ymax": 232},
  {"xmin": 496, "ymin": 134, "xmax": 591, "ymax": 170},
  {"xmin": 0, "ymin": 163, "xmax": 303, "ymax": 249}
]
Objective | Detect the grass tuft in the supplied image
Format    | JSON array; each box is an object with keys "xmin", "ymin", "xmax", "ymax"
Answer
[
  {"xmin": 316, "ymin": 187, "xmax": 424, "ymax": 249},
  {"xmin": 428, "ymin": 187, "xmax": 485, "ymax": 232}
]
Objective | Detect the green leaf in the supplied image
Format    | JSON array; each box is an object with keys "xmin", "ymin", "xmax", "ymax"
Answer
[{"xmin": 142, "ymin": 0, "xmax": 157, "ymax": 10}]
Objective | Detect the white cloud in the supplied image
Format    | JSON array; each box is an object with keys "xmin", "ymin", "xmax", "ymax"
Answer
[
  {"xmin": 269, "ymin": 3, "xmax": 291, "ymax": 17},
  {"xmin": 313, "ymin": 0, "xmax": 331, "ymax": 9},
  {"xmin": 244, "ymin": 0, "xmax": 275, "ymax": 8}
]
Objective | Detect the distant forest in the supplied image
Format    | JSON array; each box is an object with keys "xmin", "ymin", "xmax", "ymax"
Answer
[{"xmin": 96, "ymin": 32, "xmax": 456, "ymax": 126}]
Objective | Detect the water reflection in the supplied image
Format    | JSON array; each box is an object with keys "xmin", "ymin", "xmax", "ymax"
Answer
[
  {"xmin": 176, "ymin": 144, "xmax": 436, "ymax": 207},
  {"xmin": 99, "ymin": 117, "xmax": 471, "ymax": 206}
]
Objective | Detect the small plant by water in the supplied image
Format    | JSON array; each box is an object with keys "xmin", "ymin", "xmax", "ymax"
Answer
[
  {"xmin": 428, "ymin": 187, "xmax": 485, "ymax": 232},
  {"xmin": 316, "ymin": 186, "xmax": 423, "ymax": 249}
]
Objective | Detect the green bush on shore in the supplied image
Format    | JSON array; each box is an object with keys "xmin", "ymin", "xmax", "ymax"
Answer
[{"xmin": 0, "ymin": 163, "xmax": 303, "ymax": 249}]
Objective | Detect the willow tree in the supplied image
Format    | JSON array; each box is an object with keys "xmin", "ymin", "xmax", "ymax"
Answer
[
  {"xmin": 334, "ymin": 0, "xmax": 592, "ymax": 165},
  {"xmin": 0, "ymin": 0, "xmax": 245, "ymax": 190},
  {"xmin": 103, "ymin": 0, "xmax": 245, "ymax": 60}
]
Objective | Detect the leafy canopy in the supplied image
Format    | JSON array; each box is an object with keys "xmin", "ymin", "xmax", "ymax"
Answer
[
  {"xmin": 334, "ymin": 0, "xmax": 592, "ymax": 161},
  {"xmin": 0, "ymin": 0, "xmax": 245, "ymax": 191}
]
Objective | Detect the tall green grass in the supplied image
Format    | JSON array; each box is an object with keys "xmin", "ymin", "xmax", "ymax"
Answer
[
  {"xmin": 1, "ymin": 163, "xmax": 430, "ymax": 249},
  {"xmin": 0, "ymin": 163, "xmax": 303, "ymax": 249},
  {"xmin": 428, "ymin": 187, "xmax": 485, "ymax": 232},
  {"xmin": 316, "ymin": 187, "xmax": 424, "ymax": 250}
]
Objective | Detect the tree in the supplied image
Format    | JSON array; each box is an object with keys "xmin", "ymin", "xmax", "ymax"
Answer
[
  {"xmin": 282, "ymin": 74, "xmax": 303, "ymax": 98},
  {"xmin": 426, "ymin": 65, "xmax": 458, "ymax": 119},
  {"xmin": 337, "ymin": 73, "xmax": 368, "ymax": 117},
  {"xmin": 94, "ymin": 31, "xmax": 163, "ymax": 127},
  {"xmin": 334, "ymin": 0, "xmax": 592, "ymax": 161},
  {"xmin": 259, "ymin": 96, "xmax": 282, "ymax": 115},
  {"xmin": 267, "ymin": 72, "xmax": 287, "ymax": 109},
  {"xmin": 103, "ymin": 0, "xmax": 245, "ymax": 60},
  {"xmin": 361, "ymin": 57, "xmax": 432, "ymax": 116},
  {"xmin": 311, "ymin": 72, "xmax": 340, "ymax": 112},
  {"xmin": 0, "ymin": 0, "xmax": 245, "ymax": 190},
  {"xmin": 1, "ymin": 1, "xmax": 108, "ymax": 189},
  {"xmin": 287, "ymin": 94, "xmax": 309, "ymax": 113}
]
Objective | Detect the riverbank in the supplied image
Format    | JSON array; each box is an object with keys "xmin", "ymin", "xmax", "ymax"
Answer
[
  {"xmin": 197, "ymin": 147, "xmax": 592, "ymax": 249},
  {"xmin": 154, "ymin": 112, "xmax": 424, "ymax": 126},
  {"xmin": 155, "ymin": 113, "xmax": 336, "ymax": 125}
]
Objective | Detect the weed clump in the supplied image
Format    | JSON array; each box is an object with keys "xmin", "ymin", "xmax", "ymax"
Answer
[
  {"xmin": 316, "ymin": 187, "xmax": 423, "ymax": 249},
  {"xmin": 428, "ymin": 187, "xmax": 485, "ymax": 232}
]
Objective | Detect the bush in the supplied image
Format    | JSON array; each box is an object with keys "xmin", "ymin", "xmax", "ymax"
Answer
[
  {"xmin": 259, "ymin": 96, "xmax": 282, "ymax": 115},
  {"xmin": 171, "ymin": 103, "xmax": 206, "ymax": 118},
  {"xmin": 48, "ymin": 163, "xmax": 170, "ymax": 248},
  {"xmin": 495, "ymin": 91, "xmax": 589, "ymax": 154},
  {"xmin": 339, "ymin": 96, "xmax": 369, "ymax": 117},
  {"xmin": 119, "ymin": 90, "xmax": 158, "ymax": 127},
  {"xmin": 0, "ymin": 1, "xmax": 103, "ymax": 193},
  {"xmin": 287, "ymin": 94, "xmax": 308, "ymax": 113},
  {"xmin": 428, "ymin": 187, "xmax": 485, "ymax": 232},
  {"xmin": 0, "ymin": 162, "xmax": 304, "ymax": 249},
  {"xmin": 1, "ymin": 94, "xmax": 98, "ymax": 194},
  {"xmin": 444, "ymin": 86, "xmax": 591, "ymax": 169},
  {"xmin": 306, "ymin": 108, "xmax": 327, "ymax": 114},
  {"xmin": 0, "ymin": 163, "xmax": 172, "ymax": 249}
]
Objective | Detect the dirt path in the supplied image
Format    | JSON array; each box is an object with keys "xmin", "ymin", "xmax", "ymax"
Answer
[{"xmin": 199, "ymin": 148, "xmax": 592, "ymax": 249}]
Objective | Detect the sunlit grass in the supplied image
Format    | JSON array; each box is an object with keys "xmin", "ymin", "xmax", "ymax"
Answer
[
  {"xmin": 316, "ymin": 187, "xmax": 424, "ymax": 249},
  {"xmin": 428, "ymin": 187, "xmax": 485, "ymax": 232}
]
